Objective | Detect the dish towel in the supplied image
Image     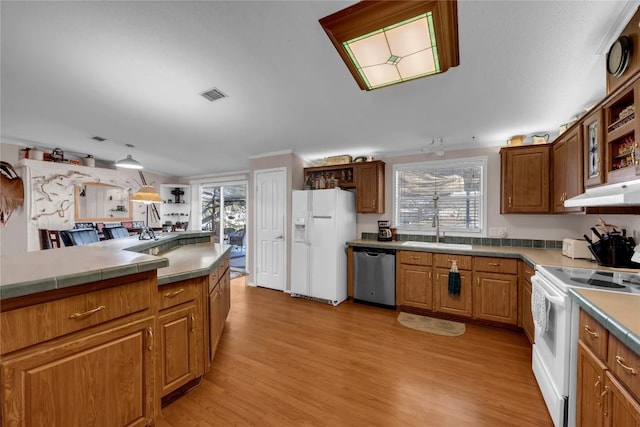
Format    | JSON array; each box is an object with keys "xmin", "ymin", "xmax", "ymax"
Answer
[
  {"xmin": 531, "ymin": 279, "xmax": 550, "ymax": 337},
  {"xmin": 448, "ymin": 260, "xmax": 461, "ymax": 297}
]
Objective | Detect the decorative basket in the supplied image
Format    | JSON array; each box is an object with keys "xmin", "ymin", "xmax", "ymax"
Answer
[{"xmin": 324, "ymin": 155, "xmax": 353, "ymax": 166}]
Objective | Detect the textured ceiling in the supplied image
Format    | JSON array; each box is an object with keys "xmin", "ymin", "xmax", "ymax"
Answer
[{"xmin": 1, "ymin": 1, "xmax": 636, "ymax": 177}]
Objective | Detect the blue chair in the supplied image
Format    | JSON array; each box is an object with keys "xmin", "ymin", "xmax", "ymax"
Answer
[
  {"xmin": 103, "ymin": 226, "xmax": 130, "ymax": 240},
  {"xmin": 61, "ymin": 228, "xmax": 100, "ymax": 246}
]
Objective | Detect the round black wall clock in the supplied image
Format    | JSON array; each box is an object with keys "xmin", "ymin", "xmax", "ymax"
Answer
[{"xmin": 607, "ymin": 35, "xmax": 631, "ymax": 77}]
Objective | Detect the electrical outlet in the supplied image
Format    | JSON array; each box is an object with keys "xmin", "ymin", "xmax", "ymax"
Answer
[{"xmin": 489, "ymin": 227, "xmax": 507, "ymax": 238}]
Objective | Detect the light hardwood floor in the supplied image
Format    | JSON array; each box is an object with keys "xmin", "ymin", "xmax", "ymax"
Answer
[{"xmin": 157, "ymin": 277, "xmax": 554, "ymax": 427}]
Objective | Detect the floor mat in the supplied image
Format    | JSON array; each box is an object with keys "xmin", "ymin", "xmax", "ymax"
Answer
[{"xmin": 397, "ymin": 312, "xmax": 465, "ymax": 337}]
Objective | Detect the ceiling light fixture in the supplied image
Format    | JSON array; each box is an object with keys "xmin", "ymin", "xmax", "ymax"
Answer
[
  {"xmin": 115, "ymin": 154, "xmax": 143, "ymax": 169},
  {"xmin": 319, "ymin": 1, "xmax": 460, "ymax": 91}
]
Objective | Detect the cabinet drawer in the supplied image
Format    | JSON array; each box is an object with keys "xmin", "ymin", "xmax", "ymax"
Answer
[
  {"xmin": 608, "ymin": 333, "xmax": 640, "ymax": 401},
  {"xmin": 433, "ymin": 253, "xmax": 472, "ymax": 270},
  {"xmin": 399, "ymin": 251, "xmax": 432, "ymax": 266},
  {"xmin": 1, "ymin": 279, "xmax": 153, "ymax": 355},
  {"xmin": 158, "ymin": 280, "xmax": 201, "ymax": 311},
  {"xmin": 579, "ymin": 310, "xmax": 608, "ymax": 360},
  {"xmin": 473, "ymin": 257, "xmax": 518, "ymax": 274}
]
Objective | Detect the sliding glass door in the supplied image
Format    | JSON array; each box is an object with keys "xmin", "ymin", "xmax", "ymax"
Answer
[{"xmin": 201, "ymin": 182, "xmax": 247, "ymax": 272}]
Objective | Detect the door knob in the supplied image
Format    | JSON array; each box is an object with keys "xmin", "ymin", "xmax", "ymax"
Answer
[{"xmin": 275, "ymin": 235, "xmax": 283, "ymax": 240}]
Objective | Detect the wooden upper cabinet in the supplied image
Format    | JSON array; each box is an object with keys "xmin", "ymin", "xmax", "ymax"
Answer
[
  {"xmin": 354, "ymin": 160, "xmax": 385, "ymax": 213},
  {"xmin": 303, "ymin": 160, "xmax": 385, "ymax": 213},
  {"xmin": 552, "ymin": 126, "xmax": 584, "ymax": 213},
  {"xmin": 500, "ymin": 145, "xmax": 550, "ymax": 213},
  {"xmin": 583, "ymin": 108, "xmax": 606, "ymax": 188},
  {"xmin": 604, "ymin": 82, "xmax": 640, "ymax": 184}
]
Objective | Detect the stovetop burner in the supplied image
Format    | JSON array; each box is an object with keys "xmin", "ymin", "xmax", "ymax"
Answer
[
  {"xmin": 537, "ymin": 265, "xmax": 640, "ymax": 293},
  {"xmin": 568, "ymin": 278, "xmax": 625, "ymax": 289}
]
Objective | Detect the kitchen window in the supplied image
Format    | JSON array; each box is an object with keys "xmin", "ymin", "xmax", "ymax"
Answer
[{"xmin": 394, "ymin": 157, "xmax": 487, "ymax": 236}]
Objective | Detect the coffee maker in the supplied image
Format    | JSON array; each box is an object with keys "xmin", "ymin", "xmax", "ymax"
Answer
[{"xmin": 378, "ymin": 220, "xmax": 392, "ymax": 241}]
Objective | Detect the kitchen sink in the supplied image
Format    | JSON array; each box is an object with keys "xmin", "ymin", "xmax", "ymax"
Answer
[{"xmin": 400, "ymin": 241, "xmax": 473, "ymax": 250}]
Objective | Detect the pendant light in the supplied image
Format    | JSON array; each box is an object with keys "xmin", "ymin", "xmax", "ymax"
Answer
[
  {"xmin": 131, "ymin": 185, "xmax": 163, "ymax": 240},
  {"xmin": 115, "ymin": 154, "xmax": 143, "ymax": 169}
]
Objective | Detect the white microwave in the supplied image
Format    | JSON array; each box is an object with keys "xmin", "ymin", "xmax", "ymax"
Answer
[{"xmin": 562, "ymin": 238, "xmax": 594, "ymax": 260}]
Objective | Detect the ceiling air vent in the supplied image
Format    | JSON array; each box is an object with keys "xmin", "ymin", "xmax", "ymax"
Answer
[{"xmin": 201, "ymin": 87, "xmax": 228, "ymax": 102}]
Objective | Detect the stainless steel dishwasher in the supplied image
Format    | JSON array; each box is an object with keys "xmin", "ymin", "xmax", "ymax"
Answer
[{"xmin": 353, "ymin": 247, "xmax": 396, "ymax": 308}]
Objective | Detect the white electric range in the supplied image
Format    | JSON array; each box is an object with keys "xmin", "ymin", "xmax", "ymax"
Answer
[{"xmin": 531, "ymin": 265, "xmax": 640, "ymax": 427}]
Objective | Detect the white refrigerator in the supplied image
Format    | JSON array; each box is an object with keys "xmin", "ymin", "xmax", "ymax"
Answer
[{"xmin": 291, "ymin": 188, "xmax": 356, "ymax": 305}]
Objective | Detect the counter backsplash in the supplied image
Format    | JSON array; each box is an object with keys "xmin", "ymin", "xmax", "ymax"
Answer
[{"xmin": 360, "ymin": 232, "xmax": 563, "ymax": 249}]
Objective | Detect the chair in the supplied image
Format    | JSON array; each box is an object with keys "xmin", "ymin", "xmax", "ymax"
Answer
[
  {"xmin": 74, "ymin": 222, "xmax": 94, "ymax": 229},
  {"xmin": 103, "ymin": 226, "xmax": 131, "ymax": 240},
  {"xmin": 39, "ymin": 229, "xmax": 62, "ymax": 249},
  {"xmin": 228, "ymin": 227, "xmax": 245, "ymax": 247},
  {"xmin": 61, "ymin": 228, "xmax": 100, "ymax": 246}
]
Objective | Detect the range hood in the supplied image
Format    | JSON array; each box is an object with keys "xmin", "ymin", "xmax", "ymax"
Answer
[{"xmin": 564, "ymin": 179, "xmax": 640, "ymax": 207}]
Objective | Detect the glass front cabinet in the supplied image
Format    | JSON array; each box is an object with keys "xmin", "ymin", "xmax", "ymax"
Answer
[{"xmin": 582, "ymin": 109, "xmax": 605, "ymax": 187}]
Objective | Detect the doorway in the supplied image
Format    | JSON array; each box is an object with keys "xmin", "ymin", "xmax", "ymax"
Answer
[
  {"xmin": 201, "ymin": 182, "xmax": 247, "ymax": 273},
  {"xmin": 254, "ymin": 168, "xmax": 286, "ymax": 291}
]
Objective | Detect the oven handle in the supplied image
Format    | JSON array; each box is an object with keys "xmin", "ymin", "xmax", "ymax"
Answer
[
  {"xmin": 531, "ymin": 274, "xmax": 567, "ymax": 309},
  {"xmin": 545, "ymin": 294, "xmax": 565, "ymax": 308}
]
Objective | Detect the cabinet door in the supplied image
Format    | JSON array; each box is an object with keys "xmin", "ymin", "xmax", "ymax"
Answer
[
  {"xmin": 433, "ymin": 267, "xmax": 472, "ymax": 317},
  {"xmin": 209, "ymin": 284, "xmax": 223, "ymax": 362},
  {"xmin": 355, "ymin": 161, "xmax": 384, "ymax": 213},
  {"xmin": 473, "ymin": 272, "xmax": 518, "ymax": 325},
  {"xmin": 583, "ymin": 109, "xmax": 606, "ymax": 187},
  {"xmin": 500, "ymin": 145, "xmax": 550, "ymax": 213},
  {"xmin": 554, "ymin": 128, "xmax": 584, "ymax": 213},
  {"xmin": 520, "ymin": 279, "xmax": 535, "ymax": 344},
  {"xmin": 519, "ymin": 261, "xmax": 535, "ymax": 343},
  {"xmin": 604, "ymin": 371, "xmax": 640, "ymax": 427},
  {"xmin": 220, "ymin": 267, "xmax": 231, "ymax": 320},
  {"xmin": 1, "ymin": 317, "xmax": 155, "ymax": 427},
  {"xmin": 577, "ymin": 341, "xmax": 607, "ymax": 427},
  {"xmin": 158, "ymin": 303, "xmax": 199, "ymax": 397},
  {"xmin": 553, "ymin": 139, "xmax": 569, "ymax": 212},
  {"xmin": 397, "ymin": 264, "xmax": 432, "ymax": 310}
]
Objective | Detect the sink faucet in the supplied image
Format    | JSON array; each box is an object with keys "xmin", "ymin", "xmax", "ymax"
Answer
[{"xmin": 432, "ymin": 193, "xmax": 445, "ymax": 243}]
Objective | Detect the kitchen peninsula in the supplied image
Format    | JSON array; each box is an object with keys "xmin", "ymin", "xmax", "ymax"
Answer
[{"xmin": 0, "ymin": 231, "xmax": 231, "ymax": 426}]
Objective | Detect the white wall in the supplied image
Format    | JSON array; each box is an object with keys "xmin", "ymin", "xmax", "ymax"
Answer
[
  {"xmin": 0, "ymin": 142, "xmax": 176, "ymax": 255},
  {"xmin": 356, "ymin": 146, "xmax": 640, "ymax": 242}
]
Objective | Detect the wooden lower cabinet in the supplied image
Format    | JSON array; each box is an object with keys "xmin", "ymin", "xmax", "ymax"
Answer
[
  {"xmin": 577, "ymin": 341, "xmax": 607, "ymax": 427},
  {"xmin": 605, "ymin": 371, "xmax": 640, "ymax": 426},
  {"xmin": 576, "ymin": 309, "xmax": 640, "ymax": 427},
  {"xmin": 208, "ymin": 258, "xmax": 229, "ymax": 363},
  {"xmin": 209, "ymin": 282, "xmax": 224, "ymax": 362},
  {"xmin": 396, "ymin": 251, "xmax": 433, "ymax": 310},
  {"xmin": 1, "ymin": 316, "xmax": 156, "ymax": 427},
  {"xmin": 519, "ymin": 261, "xmax": 535, "ymax": 343},
  {"xmin": 157, "ymin": 278, "xmax": 205, "ymax": 400},
  {"xmin": 472, "ymin": 272, "xmax": 518, "ymax": 325},
  {"xmin": 433, "ymin": 268, "xmax": 472, "ymax": 317}
]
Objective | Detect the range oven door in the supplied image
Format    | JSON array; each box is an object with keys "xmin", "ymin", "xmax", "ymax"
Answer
[{"xmin": 531, "ymin": 273, "xmax": 571, "ymax": 427}]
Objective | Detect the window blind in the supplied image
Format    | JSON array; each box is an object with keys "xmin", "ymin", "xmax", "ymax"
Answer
[{"xmin": 394, "ymin": 157, "xmax": 486, "ymax": 234}]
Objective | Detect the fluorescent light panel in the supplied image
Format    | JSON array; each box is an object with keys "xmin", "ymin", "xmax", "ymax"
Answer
[{"xmin": 343, "ymin": 13, "xmax": 440, "ymax": 90}]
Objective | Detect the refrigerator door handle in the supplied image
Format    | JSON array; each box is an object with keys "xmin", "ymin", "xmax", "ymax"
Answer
[{"xmin": 312, "ymin": 215, "xmax": 332, "ymax": 219}]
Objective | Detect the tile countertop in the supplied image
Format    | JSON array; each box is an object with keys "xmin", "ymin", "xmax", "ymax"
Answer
[
  {"xmin": 348, "ymin": 239, "xmax": 640, "ymax": 272},
  {"xmin": 570, "ymin": 288, "xmax": 640, "ymax": 356},
  {"xmin": 0, "ymin": 231, "xmax": 230, "ymax": 300}
]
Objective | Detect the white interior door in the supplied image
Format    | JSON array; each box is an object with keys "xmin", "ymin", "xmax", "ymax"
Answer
[{"xmin": 255, "ymin": 168, "xmax": 286, "ymax": 291}]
